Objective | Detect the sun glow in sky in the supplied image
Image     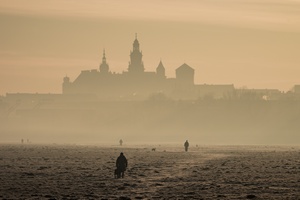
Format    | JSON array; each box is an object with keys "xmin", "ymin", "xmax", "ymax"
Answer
[{"xmin": 0, "ymin": 0, "xmax": 300, "ymax": 95}]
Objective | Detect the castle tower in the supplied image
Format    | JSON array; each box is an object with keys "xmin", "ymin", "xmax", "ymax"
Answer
[
  {"xmin": 176, "ymin": 63, "xmax": 194, "ymax": 85},
  {"xmin": 128, "ymin": 34, "xmax": 144, "ymax": 74},
  {"xmin": 156, "ymin": 60, "xmax": 165, "ymax": 78},
  {"xmin": 100, "ymin": 49, "xmax": 109, "ymax": 74}
]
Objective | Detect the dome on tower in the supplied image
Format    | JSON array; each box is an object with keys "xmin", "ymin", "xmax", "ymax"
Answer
[
  {"xmin": 132, "ymin": 33, "xmax": 140, "ymax": 51},
  {"xmin": 128, "ymin": 34, "xmax": 144, "ymax": 73}
]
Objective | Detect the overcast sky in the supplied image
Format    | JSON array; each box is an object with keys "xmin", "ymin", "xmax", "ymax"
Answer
[{"xmin": 1, "ymin": 0, "xmax": 300, "ymax": 95}]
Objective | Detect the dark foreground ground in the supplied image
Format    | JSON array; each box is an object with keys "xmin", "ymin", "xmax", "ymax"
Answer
[{"xmin": 0, "ymin": 144, "xmax": 299, "ymax": 199}]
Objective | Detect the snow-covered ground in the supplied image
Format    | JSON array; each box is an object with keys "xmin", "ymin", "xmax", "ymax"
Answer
[{"xmin": 0, "ymin": 144, "xmax": 299, "ymax": 199}]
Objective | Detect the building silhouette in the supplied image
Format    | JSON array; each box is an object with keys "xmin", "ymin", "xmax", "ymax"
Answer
[{"xmin": 63, "ymin": 35, "xmax": 233, "ymax": 100}]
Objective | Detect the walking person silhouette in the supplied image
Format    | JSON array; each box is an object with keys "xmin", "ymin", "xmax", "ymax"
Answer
[
  {"xmin": 184, "ymin": 140, "xmax": 189, "ymax": 152},
  {"xmin": 116, "ymin": 152, "xmax": 128, "ymax": 178}
]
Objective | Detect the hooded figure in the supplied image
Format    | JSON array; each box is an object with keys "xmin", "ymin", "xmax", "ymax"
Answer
[
  {"xmin": 116, "ymin": 152, "xmax": 128, "ymax": 178},
  {"xmin": 184, "ymin": 140, "xmax": 189, "ymax": 152}
]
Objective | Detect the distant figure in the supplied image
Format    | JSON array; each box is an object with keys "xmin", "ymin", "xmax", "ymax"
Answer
[
  {"xmin": 119, "ymin": 139, "xmax": 123, "ymax": 146},
  {"xmin": 21, "ymin": 139, "xmax": 24, "ymax": 144},
  {"xmin": 184, "ymin": 140, "xmax": 189, "ymax": 152},
  {"xmin": 116, "ymin": 152, "xmax": 128, "ymax": 178},
  {"xmin": 152, "ymin": 148, "xmax": 156, "ymax": 151}
]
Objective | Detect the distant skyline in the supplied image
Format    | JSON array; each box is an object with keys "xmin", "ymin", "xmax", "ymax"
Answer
[{"xmin": 1, "ymin": 0, "xmax": 300, "ymax": 95}]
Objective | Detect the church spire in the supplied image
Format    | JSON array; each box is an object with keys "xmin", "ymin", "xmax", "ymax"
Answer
[
  {"xmin": 128, "ymin": 34, "xmax": 144, "ymax": 74},
  {"xmin": 102, "ymin": 48, "xmax": 107, "ymax": 64},
  {"xmin": 100, "ymin": 49, "xmax": 109, "ymax": 74},
  {"xmin": 133, "ymin": 33, "xmax": 140, "ymax": 51},
  {"xmin": 156, "ymin": 60, "xmax": 165, "ymax": 78}
]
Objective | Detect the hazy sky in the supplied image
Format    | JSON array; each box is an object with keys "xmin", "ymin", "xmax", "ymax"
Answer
[{"xmin": 1, "ymin": 0, "xmax": 300, "ymax": 95}]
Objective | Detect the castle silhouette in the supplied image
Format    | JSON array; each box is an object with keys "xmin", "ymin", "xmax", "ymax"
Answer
[{"xmin": 63, "ymin": 35, "xmax": 234, "ymax": 100}]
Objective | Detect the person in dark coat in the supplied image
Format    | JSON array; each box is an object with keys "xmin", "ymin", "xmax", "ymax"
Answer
[
  {"xmin": 184, "ymin": 140, "xmax": 189, "ymax": 152},
  {"xmin": 116, "ymin": 152, "xmax": 128, "ymax": 178}
]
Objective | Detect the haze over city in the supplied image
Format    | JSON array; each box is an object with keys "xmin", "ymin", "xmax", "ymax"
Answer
[
  {"xmin": 1, "ymin": 1, "xmax": 300, "ymax": 199},
  {"xmin": 1, "ymin": 0, "xmax": 300, "ymax": 95}
]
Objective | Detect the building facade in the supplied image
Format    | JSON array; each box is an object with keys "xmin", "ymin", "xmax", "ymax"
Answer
[{"xmin": 63, "ymin": 36, "xmax": 233, "ymax": 100}]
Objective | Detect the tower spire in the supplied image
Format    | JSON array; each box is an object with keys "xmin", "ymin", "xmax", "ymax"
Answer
[
  {"xmin": 102, "ymin": 48, "xmax": 106, "ymax": 63},
  {"xmin": 100, "ymin": 48, "xmax": 109, "ymax": 74},
  {"xmin": 156, "ymin": 59, "xmax": 165, "ymax": 78},
  {"xmin": 128, "ymin": 34, "xmax": 144, "ymax": 73}
]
